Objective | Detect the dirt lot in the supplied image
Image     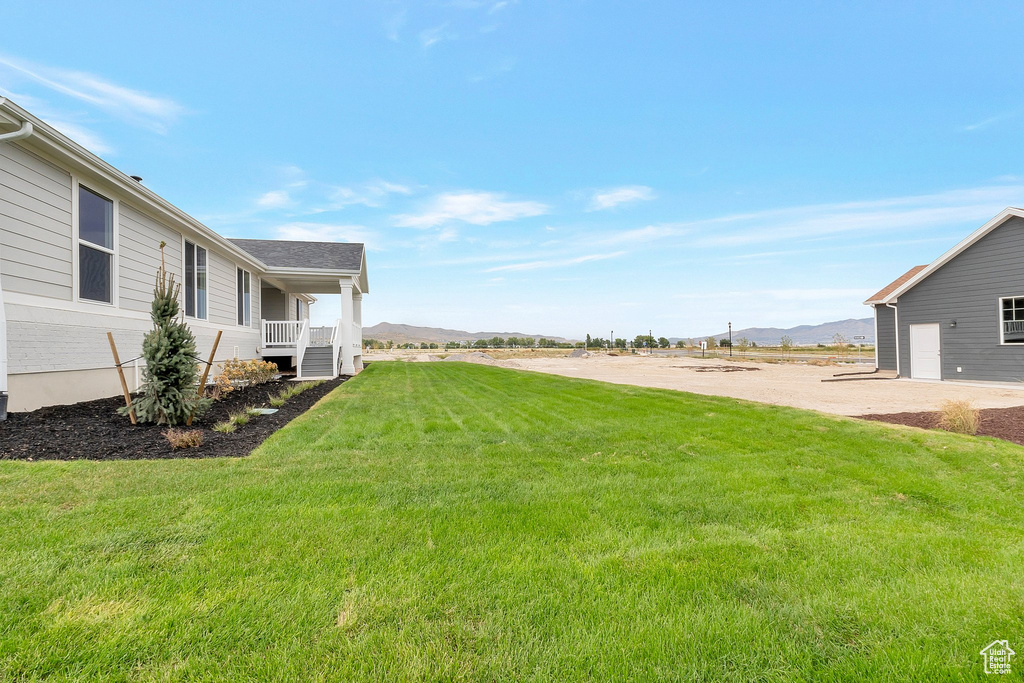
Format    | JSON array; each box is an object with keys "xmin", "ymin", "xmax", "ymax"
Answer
[
  {"xmin": 366, "ymin": 350, "xmax": 1024, "ymax": 416},
  {"xmin": 514, "ymin": 355, "xmax": 1024, "ymax": 416}
]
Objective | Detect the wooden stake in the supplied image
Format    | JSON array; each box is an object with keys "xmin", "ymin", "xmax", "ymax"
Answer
[
  {"xmin": 187, "ymin": 330, "xmax": 222, "ymax": 426},
  {"xmin": 107, "ymin": 332, "xmax": 136, "ymax": 425}
]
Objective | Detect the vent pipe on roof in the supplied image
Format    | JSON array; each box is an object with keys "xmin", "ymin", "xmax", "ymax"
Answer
[{"xmin": 0, "ymin": 120, "xmax": 32, "ymax": 144}]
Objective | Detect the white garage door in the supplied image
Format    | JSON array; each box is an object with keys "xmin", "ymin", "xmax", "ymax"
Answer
[{"xmin": 910, "ymin": 323, "xmax": 941, "ymax": 380}]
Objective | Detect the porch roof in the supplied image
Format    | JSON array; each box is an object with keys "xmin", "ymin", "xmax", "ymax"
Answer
[
  {"xmin": 230, "ymin": 239, "xmax": 363, "ymax": 270},
  {"xmin": 230, "ymin": 239, "xmax": 368, "ymax": 294}
]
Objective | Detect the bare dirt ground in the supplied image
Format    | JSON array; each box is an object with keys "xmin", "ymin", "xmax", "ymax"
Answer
[{"xmin": 366, "ymin": 350, "xmax": 1024, "ymax": 416}]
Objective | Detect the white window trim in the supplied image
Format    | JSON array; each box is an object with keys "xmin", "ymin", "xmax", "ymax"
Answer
[
  {"xmin": 998, "ymin": 295, "xmax": 1024, "ymax": 345},
  {"xmin": 72, "ymin": 177, "xmax": 118, "ymax": 307},
  {"xmin": 236, "ymin": 265, "xmax": 252, "ymax": 327},
  {"xmin": 181, "ymin": 236, "xmax": 209, "ymax": 321}
]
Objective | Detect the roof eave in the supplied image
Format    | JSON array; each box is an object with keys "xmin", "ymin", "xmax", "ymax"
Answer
[
  {"xmin": 878, "ymin": 207, "xmax": 1024, "ymax": 304},
  {"xmin": 0, "ymin": 97, "xmax": 268, "ymax": 273}
]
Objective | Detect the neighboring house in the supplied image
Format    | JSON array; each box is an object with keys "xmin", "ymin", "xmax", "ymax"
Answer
[
  {"xmin": 865, "ymin": 207, "xmax": 1024, "ymax": 382},
  {"xmin": 0, "ymin": 98, "xmax": 366, "ymax": 412}
]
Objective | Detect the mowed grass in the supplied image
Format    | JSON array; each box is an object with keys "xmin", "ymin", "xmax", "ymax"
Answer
[{"xmin": 1, "ymin": 362, "xmax": 1023, "ymax": 680}]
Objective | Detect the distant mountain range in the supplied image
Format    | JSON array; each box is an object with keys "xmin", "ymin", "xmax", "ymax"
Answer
[
  {"xmin": 365, "ymin": 318, "xmax": 874, "ymax": 346},
  {"xmin": 676, "ymin": 318, "xmax": 874, "ymax": 346},
  {"xmin": 362, "ymin": 322, "xmax": 573, "ymax": 345}
]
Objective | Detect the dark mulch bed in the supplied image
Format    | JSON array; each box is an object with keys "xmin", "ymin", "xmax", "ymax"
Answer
[
  {"xmin": 0, "ymin": 376, "xmax": 348, "ymax": 461},
  {"xmin": 859, "ymin": 405, "xmax": 1024, "ymax": 447}
]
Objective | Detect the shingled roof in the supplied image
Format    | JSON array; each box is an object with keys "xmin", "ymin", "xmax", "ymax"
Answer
[
  {"xmin": 864, "ymin": 265, "xmax": 927, "ymax": 304},
  {"xmin": 229, "ymin": 239, "xmax": 364, "ymax": 271}
]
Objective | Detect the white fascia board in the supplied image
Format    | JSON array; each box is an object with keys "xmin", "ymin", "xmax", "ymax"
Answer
[
  {"xmin": 876, "ymin": 207, "xmax": 1024, "ymax": 304},
  {"xmin": 0, "ymin": 98, "xmax": 267, "ymax": 274}
]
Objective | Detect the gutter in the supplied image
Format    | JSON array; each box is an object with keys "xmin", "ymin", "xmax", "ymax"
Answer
[{"xmin": 0, "ymin": 120, "xmax": 33, "ymax": 144}]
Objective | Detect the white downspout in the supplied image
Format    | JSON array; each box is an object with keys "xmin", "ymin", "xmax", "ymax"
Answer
[
  {"xmin": 0, "ymin": 120, "xmax": 31, "ymax": 417},
  {"xmin": 872, "ymin": 305, "xmax": 879, "ymax": 369},
  {"xmin": 886, "ymin": 302, "xmax": 900, "ymax": 377},
  {"xmin": 0, "ymin": 120, "xmax": 33, "ymax": 144}
]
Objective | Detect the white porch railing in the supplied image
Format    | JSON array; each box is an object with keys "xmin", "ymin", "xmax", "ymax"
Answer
[
  {"xmin": 332, "ymin": 318, "xmax": 342, "ymax": 377},
  {"xmin": 309, "ymin": 325, "xmax": 336, "ymax": 347},
  {"xmin": 295, "ymin": 320, "xmax": 310, "ymax": 377},
  {"xmin": 1005, "ymin": 320, "xmax": 1024, "ymax": 335},
  {"xmin": 262, "ymin": 320, "xmax": 305, "ymax": 348}
]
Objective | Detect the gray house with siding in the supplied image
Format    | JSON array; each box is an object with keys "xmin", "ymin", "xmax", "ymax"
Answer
[
  {"xmin": 0, "ymin": 97, "xmax": 366, "ymax": 412},
  {"xmin": 866, "ymin": 207, "xmax": 1024, "ymax": 382}
]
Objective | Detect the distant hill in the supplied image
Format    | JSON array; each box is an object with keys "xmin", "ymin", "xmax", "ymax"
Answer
[
  {"xmin": 362, "ymin": 322, "xmax": 574, "ymax": 345},
  {"xmin": 675, "ymin": 318, "xmax": 874, "ymax": 346}
]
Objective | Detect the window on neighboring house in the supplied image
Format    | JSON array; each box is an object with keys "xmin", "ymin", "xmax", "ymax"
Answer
[
  {"xmin": 1002, "ymin": 297, "xmax": 1024, "ymax": 343},
  {"xmin": 237, "ymin": 267, "xmax": 251, "ymax": 326},
  {"xmin": 184, "ymin": 240, "xmax": 207, "ymax": 319},
  {"xmin": 78, "ymin": 185, "xmax": 114, "ymax": 303}
]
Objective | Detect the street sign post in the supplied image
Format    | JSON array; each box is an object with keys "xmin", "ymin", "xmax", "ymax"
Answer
[{"xmin": 853, "ymin": 335, "xmax": 866, "ymax": 362}]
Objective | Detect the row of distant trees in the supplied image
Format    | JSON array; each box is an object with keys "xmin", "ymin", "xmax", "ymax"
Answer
[{"xmin": 364, "ymin": 332, "xmax": 857, "ymax": 353}]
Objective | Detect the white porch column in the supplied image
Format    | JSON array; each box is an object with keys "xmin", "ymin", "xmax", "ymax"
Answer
[
  {"xmin": 339, "ymin": 279, "xmax": 356, "ymax": 375},
  {"xmin": 353, "ymin": 292, "xmax": 364, "ymax": 371}
]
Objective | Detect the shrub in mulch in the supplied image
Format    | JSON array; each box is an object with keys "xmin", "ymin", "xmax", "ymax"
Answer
[
  {"xmin": 859, "ymin": 404, "xmax": 1024, "ymax": 447},
  {"xmin": 0, "ymin": 376, "xmax": 347, "ymax": 461}
]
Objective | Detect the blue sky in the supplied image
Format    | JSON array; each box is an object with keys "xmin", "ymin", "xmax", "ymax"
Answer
[{"xmin": 3, "ymin": 1, "xmax": 1024, "ymax": 338}]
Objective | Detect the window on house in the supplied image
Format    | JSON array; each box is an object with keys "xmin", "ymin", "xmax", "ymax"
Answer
[
  {"xmin": 1002, "ymin": 297, "xmax": 1024, "ymax": 343},
  {"xmin": 237, "ymin": 267, "xmax": 251, "ymax": 326},
  {"xmin": 78, "ymin": 185, "xmax": 114, "ymax": 303},
  {"xmin": 296, "ymin": 298, "xmax": 302, "ymax": 320},
  {"xmin": 184, "ymin": 240, "xmax": 207, "ymax": 319}
]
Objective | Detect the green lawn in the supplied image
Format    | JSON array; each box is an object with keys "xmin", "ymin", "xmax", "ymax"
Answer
[{"xmin": 1, "ymin": 362, "xmax": 1023, "ymax": 680}]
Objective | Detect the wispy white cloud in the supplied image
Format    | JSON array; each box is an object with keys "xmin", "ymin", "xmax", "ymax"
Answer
[
  {"xmin": 0, "ymin": 54, "xmax": 185, "ymax": 133},
  {"xmin": 40, "ymin": 117, "xmax": 114, "ymax": 155},
  {"xmin": 691, "ymin": 184, "xmax": 1024, "ymax": 248},
  {"xmin": 274, "ymin": 222, "xmax": 383, "ymax": 250},
  {"xmin": 589, "ymin": 185, "xmax": 656, "ymax": 211},
  {"xmin": 593, "ymin": 223, "xmax": 688, "ymax": 246},
  {"xmin": 674, "ymin": 288, "xmax": 872, "ymax": 302},
  {"xmin": 420, "ymin": 23, "xmax": 454, "ymax": 48},
  {"xmin": 964, "ymin": 108, "xmax": 1024, "ymax": 132},
  {"xmin": 393, "ymin": 191, "xmax": 548, "ymax": 228},
  {"xmin": 256, "ymin": 190, "xmax": 292, "ymax": 209},
  {"xmin": 323, "ymin": 180, "xmax": 412, "ymax": 210},
  {"xmin": 485, "ymin": 251, "xmax": 626, "ymax": 273},
  {"xmin": 469, "ymin": 56, "xmax": 517, "ymax": 83}
]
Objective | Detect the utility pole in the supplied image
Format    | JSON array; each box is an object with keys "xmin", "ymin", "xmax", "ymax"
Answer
[
  {"xmin": 610, "ymin": 330, "xmax": 613, "ymax": 353},
  {"xmin": 649, "ymin": 328, "xmax": 652, "ymax": 355},
  {"xmin": 729, "ymin": 322, "xmax": 733, "ymax": 357}
]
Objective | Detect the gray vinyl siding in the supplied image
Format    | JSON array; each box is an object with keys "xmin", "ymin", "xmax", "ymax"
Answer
[
  {"xmin": 208, "ymin": 250, "xmax": 238, "ymax": 326},
  {"xmin": 251, "ymin": 275, "xmax": 261, "ymax": 329},
  {"xmin": 0, "ymin": 141, "xmax": 73, "ymax": 299},
  {"xmin": 118, "ymin": 204, "xmax": 182, "ymax": 312},
  {"xmin": 874, "ymin": 304, "xmax": 896, "ymax": 371},
  {"xmin": 261, "ymin": 286, "xmax": 286, "ymax": 320},
  {"xmin": 896, "ymin": 215, "xmax": 1024, "ymax": 382}
]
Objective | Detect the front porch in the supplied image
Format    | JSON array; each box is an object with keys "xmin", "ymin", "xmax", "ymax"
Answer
[
  {"xmin": 259, "ymin": 316, "xmax": 363, "ymax": 379},
  {"xmin": 228, "ymin": 238, "xmax": 368, "ymax": 380}
]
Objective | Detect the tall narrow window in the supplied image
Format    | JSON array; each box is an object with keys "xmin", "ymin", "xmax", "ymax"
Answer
[
  {"xmin": 237, "ymin": 267, "xmax": 251, "ymax": 326},
  {"xmin": 184, "ymin": 240, "xmax": 207, "ymax": 319},
  {"xmin": 296, "ymin": 298, "xmax": 302, "ymax": 320},
  {"xmin": 78, "ymin": 185, "xmax": 114, "ymax": 303}
]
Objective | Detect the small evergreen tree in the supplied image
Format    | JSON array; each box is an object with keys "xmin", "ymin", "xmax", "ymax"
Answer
[{"xmin": 122, "ymin": 243, "xmax": 210, "ymax": 425}]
